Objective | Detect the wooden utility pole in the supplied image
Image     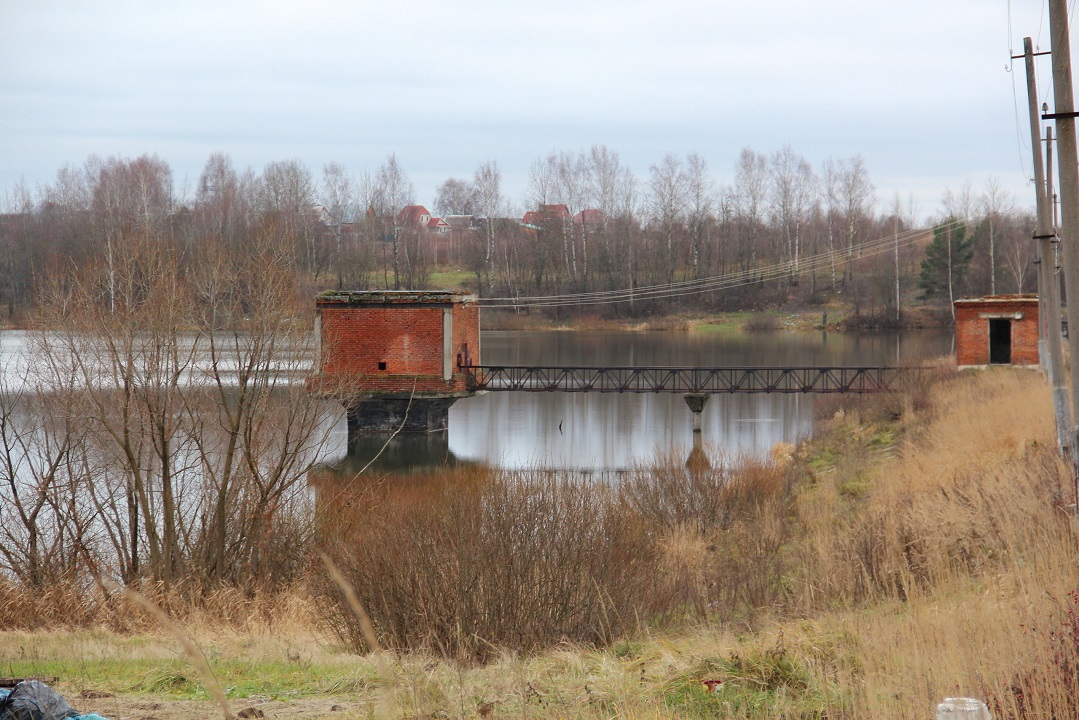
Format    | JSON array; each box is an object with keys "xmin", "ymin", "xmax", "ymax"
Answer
[
  {"xmin": 1048, "ymin": 124, "xmax": 1058, "ymax": 331},
  {"xmin": 1025, "ymin": 34, "xmax": 1072, "ymax": 456},
  {"xmin": 1048, "ymin": 1, "xmax": 1079, "ymax": 435}
]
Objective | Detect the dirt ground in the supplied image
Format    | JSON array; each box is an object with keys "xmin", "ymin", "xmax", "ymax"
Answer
[{"xmin": 70, "ymin": 693, "xmax": 369, "ymax": 720}]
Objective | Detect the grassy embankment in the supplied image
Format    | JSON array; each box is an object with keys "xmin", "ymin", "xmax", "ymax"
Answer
[
  {"xmin": 480, "ymin": 305, "xmax": 949, "ymax": 333},
  {"xmin": 1, "ymin": 364, "xmax": 1075, "ymax": 719}
]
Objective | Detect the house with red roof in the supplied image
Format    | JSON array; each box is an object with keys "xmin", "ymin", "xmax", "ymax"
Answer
[
  {"xmin": 521, "ymin": 203, "xmax": 570, "ymax": 229},
  {"xmin": 573, "ymin": 208, "xmax": 605, "ymax": 229},
  {"xmin": 397, "ymin": 205, "xmax": 432, "ymax": 228},
  {"xmin": 427, "ymin": 216, "xmax": 450, "ymax": 234}
]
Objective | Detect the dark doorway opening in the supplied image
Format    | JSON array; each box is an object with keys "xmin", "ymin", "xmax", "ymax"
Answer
[{"xmin": 989, "ymin": 319, "xmax": 1012, "ymax": 364}]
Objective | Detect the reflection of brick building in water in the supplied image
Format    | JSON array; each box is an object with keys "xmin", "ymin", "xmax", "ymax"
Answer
[
  {"xmin": 953, "ymin": 295, "xmax": 1040, "ymax": 369},
  {"xmin": 310, "ymin": 290, "xmax": 480, "ymax": 437}
]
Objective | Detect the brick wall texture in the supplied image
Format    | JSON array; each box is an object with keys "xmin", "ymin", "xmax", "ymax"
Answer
[
  {"xmin": 954, "ymin": 296, "xmax": 1039, "ymax": 367},
  {"xmin": 316, "ymin": 300, "xmax": 480, "ymax": 394}
]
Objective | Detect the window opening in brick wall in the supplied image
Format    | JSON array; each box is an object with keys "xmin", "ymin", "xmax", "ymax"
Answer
[
  {"xmin": 989, "ymin": 319, "xmax": 1012, "ymax": 365},
  {"xmin": 378, "ymin": 361, "xmax": 387, "ymax": 371}
]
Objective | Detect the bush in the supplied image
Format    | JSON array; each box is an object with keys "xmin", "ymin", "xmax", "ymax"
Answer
[
  {"xmin": 741, "ymin": 313, "xmax": 780, "ymax": 332},
  {"xmin": 317, "ymin": 468, "xmax": 659, "ymax": 660},
  {"xmin": 316, "ymin": 453, "xmax": 798, "ymax": 659}
]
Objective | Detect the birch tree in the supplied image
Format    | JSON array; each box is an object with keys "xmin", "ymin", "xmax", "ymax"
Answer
[
  {"xmin": 321, "ymin": 162, "xmax": 357, "ymax": 289},
  {"xmin": 373, "ymin": 154, "xmax": 415, "ymax": 289},
  {"xmin": 649, "ymin": 154, "xmax": 689, "ymax": 286},
  {"xmin": 685, "ymin": 153, "xmax": 714, "ymax": 279},
  {"xmin": 473, "ymin": 160, "xmax": 503, "ymax": 293},
  {"xmin": 770, "ymin": 146, "xmax": 815, "ymax": 283},
  {"xmin": 838, "ymin": 155, "xmax": 874, "ymax": 284},
  {"xmin": 732, "ymin": 148, "xmax": 769, "ymax": 275},
  {"xmin": 980, "ymin": 177, "xmax": 1015, "ymax": 295}
]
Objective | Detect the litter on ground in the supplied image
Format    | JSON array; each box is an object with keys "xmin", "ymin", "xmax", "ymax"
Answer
[{"xmin": 0, "ymin": 680, "xmax": 108, "ymax": 720}]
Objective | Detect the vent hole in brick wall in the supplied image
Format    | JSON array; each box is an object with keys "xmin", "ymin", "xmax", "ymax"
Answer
[{"xmin": 378, "ymin": 361, "xmax": 387, "ymax": 371}]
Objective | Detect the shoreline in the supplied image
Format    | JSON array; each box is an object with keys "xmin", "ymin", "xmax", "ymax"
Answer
[{"xmin": 480, "ymin": 306, "xmax": 952, "ymax": 334}]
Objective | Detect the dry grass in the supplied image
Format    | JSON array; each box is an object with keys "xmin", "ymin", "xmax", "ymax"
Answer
[
  {"xmin": 778, "ymin": 366, "xmax": 1079, "ymax": 717},
  {"xmin": 3, "ymin": 365, "xmax": 1077, "ymax": 719}
]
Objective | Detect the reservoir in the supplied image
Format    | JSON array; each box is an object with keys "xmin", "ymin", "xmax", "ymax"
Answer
[{"xmin": 335, "ymin": 328, "xmax": 953, "ymax": 472}]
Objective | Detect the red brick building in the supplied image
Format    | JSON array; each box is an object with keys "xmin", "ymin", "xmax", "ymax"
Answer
[
  {"xmin": 312, "ymin": 291, "xmax": 480, "ymax": 433},
  {"xmin": 953, "ymin": 294, "xmax": 1039, "ymax": 368}
]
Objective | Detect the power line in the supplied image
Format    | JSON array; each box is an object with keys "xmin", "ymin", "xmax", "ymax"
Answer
[
  {"xmin": 489, "ymin": 223, "xmax": 942, "ymax": 304},
  {"xmin": 1007, "ymin": 0, "xmax": 1032, "ymax": 181},
  {"xmin": 480, "ymin": 221, "xmax": 959, "ymax": 309}
]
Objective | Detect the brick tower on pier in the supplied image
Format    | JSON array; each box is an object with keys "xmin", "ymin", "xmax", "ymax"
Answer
[{"xmin": 310, "ymin": 291, "xmax": 480, "ymax": 438}]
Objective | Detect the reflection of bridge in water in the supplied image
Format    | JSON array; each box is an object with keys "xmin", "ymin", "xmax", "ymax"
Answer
[{"xmin": 460, "ymin": 364, "xmax": 912, "ymax": 468}]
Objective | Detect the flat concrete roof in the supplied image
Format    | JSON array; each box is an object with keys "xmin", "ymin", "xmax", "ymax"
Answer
[
  {"xmin": 954, "ymin": 294, "xmax": 1038, "ymax": 307},
  {"xmin": 316, "ymin": 290, "xmax": 479, "ymax": 307}
]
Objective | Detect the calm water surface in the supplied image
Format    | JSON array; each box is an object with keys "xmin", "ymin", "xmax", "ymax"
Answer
[
  {"xmin": 344, "ymin": 329, "xmax": 953, "ymax": 472},
  {"xmin": 0, "ymin": 328, "xmax": 953, "ymax": 473}
]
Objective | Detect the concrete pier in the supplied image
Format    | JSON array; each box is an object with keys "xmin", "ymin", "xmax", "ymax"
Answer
[
  {"xmin": 683, "ymin": 394, "xmax": 709, "ymax": 432},
  {"xmin": 346, "ymin": 396, "xmax": 462, "ymax": 438}
]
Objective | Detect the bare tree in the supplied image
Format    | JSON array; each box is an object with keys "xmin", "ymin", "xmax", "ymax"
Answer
[
  {"xmin": 582, "ymin": 145, "xmax": 622, "ymax": 275},
  {"xmin": 473, "ymin": 160, "xmax": 503, "ymax": 293},
  {"xmin": 260, "ymin": 159, "xmax": 321, "ymax": 278},
  {"xmin": 91, "ymin": 154, "xmax": 173, "ymax": 237},
  {"xmin": 942, "ymin": 180, "xmax": 976, "ymax": 225},
  {"xmin": 372, "ymin": 154, "xmax": 415, "ymax": 289},
  {"xmin": 648, "ymin": 154, "xmax": 689, "ymax": 285},
  {"xmin": 685, "ymin": 153, "xmax": 714, "ymax": 279},
  {"xmin": 434, "ymin": 177, "xmax": 477, "ymax": 217},
  {"xmin": 525, "ymin": 154, "xmax": 557, "ymax": 208},
  {"xmin": 320, "ymin": 162, "xmax": 357, "ymax": 289},
  {"xmin": 187, "ymin": 236, "xmax": 331, "ymax": 587},
  {"xmin": 615, "ymin": 166, "xmax": 641, "ymax": 306},
  {"xmin": 732, "ymin": 148, "xmax": 769, "ymax": 276},
  {"xmin": 838, "ymin": 155, "xmax": 874, "ymax": 284},
  {"xmin": 0, "ymin": 344, "xmax": 87, "ymax": 587},
  {"xmin": 0, "ymin": 183, "xmax": 35, "ymax": 318},
  {"xmin": 36, "ymin": 231, "xmax": 196, "ymax": 586},
  {"xmin": 981, "ymin": 177, "xmax": 1015, "ymax": 295},
  {"xmin": 1002, "ymin": 212, "xmax": 1038, "ymax": 293},
  {"xmin": 553, "ymin": 152, "xmax": 587, "ymax": 281},
  {"xmin": 770, "ymin": 146, "xmax": 815, "ymax": 283},
  {"xmin": 196, "ymin": 152, "xmax": 243, "ymax": 245},
  {"xmin": 821, "ymin": 158, "xmax": 841, "ymax": 291},
  {"xmin": 525, "ymin": 153, "xmax": 574, "ymax": 287},
  {"xmin": 90, "ymin": 155, "xmax": 175, "ymax": 311}
]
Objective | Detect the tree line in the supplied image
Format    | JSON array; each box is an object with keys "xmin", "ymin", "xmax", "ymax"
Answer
[{"xmin": 0, "ymin": 147, "xmax": 1036, "ymax": 322}]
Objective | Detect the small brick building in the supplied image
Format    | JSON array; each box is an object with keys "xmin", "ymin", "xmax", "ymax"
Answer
[
  {"xmin": 953, "ymin": 294, "xmax": 1039, "ymax": 369},
  {"xmin": 312, "ymin": 291, "xmax": 480, "ymax": 434}
]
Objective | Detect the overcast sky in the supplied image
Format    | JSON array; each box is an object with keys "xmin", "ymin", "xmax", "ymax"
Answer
[{"xmin": 0, "ymin": 1, "xmax": 1064, "ymax": 220}]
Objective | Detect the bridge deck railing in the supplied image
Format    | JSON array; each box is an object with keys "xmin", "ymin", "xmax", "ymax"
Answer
[{"xmin": 460, "ymin": 365, "xmax": 913, "ymax": 394}]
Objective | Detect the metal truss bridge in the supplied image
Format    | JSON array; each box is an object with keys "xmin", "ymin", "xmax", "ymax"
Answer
[{"xmin": 461, "ymin": 365, "xmax": 909, "ymax": 394}]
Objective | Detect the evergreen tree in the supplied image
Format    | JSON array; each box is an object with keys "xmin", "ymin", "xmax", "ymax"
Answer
[{"xmin": 920, "ymin": 217, "xmax": 973, "ymax": 314}]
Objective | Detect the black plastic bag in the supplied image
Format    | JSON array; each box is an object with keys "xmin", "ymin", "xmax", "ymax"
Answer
[{"xmin": 0, "ymin": 681, "xmax": 79, "ymax": 720}]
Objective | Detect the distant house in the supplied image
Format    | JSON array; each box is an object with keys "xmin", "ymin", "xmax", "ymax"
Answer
[
  {"xmin": 427, "ymin": 216, "xmax": 450, "ymax": 234},
  {"xmin": 397, "ymin": 205, "xmax": 432, "ymax": 228},
  {"xmin": 444, "ymin": 215, "xmax": 478, "ymax": 232},
  {"xmin": 522, "ymin": 203, "xmax": 570, "ymax": 229},
  {"xmin": 393, "ymin": 205, "xmax": 454, "ymax": 236},
  {"xmin": 573, "ymin": 208, "xmax": 605, "ymax": 230},
  {"xmin": 310, "ymin": 203, "xmax": 334, "ymax": 225}
]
